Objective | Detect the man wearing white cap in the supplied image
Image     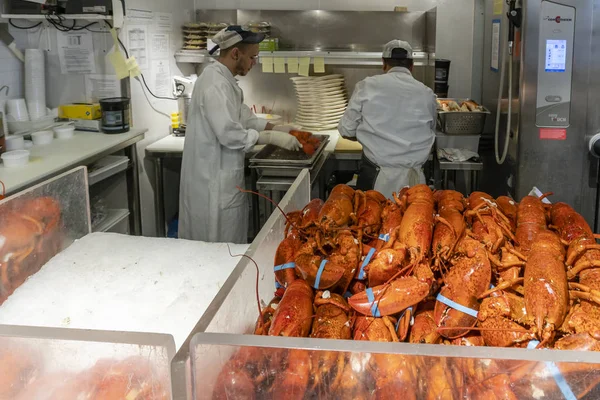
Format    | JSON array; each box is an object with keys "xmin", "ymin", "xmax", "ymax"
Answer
[
  {"xmin": 338, "ymin": 40, "xmax": 436, "ymax": 199},
  {"xmin": 179, "ymin": 25, "xmax": 301, "ymax": 243}
]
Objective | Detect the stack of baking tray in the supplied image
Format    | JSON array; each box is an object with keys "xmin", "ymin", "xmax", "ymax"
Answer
[{"xmin": 249, "ymin": 134, "xmax": 330, "ymax": 178}]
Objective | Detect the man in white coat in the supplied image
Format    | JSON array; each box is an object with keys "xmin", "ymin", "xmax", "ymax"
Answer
[
  {"xmin": 338, "ymin": 40, "xmax": 436, "ymax": 199},
  {"xmin": 179, "ymin": 26, "xmax": 301, "ymax": 243}
]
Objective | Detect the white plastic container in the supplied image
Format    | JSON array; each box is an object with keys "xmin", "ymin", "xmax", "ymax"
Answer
[
  {"xmin": 5, "ymin": 135, "xmax": 25, "ymax": 151},
  {"xmin": 53, "ymin": 125, "xmax": 75, "ymax": 140},
  {"xmin": 1, "ymin": 150, "xmax": 30, "ymax": 167},
  {"xmin": 31, "ymin": 130, "xmax": 54, "ymax": 145},
  {"xmin": 24, "ymin": 140, "xmax": 33, "ymax": 149}
]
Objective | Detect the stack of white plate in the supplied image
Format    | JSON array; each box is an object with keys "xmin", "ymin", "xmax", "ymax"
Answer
[{"xmin": 291, "ymin": 74, "xmax": 348, "ymax": 131}]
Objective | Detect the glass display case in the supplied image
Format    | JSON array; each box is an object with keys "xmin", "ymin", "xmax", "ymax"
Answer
[
  {"xmin": 185, "ymin": 168, "xmax": 600, "ymax": 399},
  {"xmin": 0, "ymin": 324, "xmax": 175, "ymax": 399},
  {"xmin": 0, "ymin": 166, "xmax": 90, "ymax": 305},
  {"xmin": 170, "ymin": 169, "xmax": 311, "ymax": 399}
]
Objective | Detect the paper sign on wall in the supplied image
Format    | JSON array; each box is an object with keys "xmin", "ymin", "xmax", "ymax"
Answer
[
  {"xmin": 274, "ymin": 57, "xmax": 286, "ymax": 73},
  {"xmin": 85, "ymin": 74, "xmax": 120, "ymax": 102},
  {"xmin": 151, "ymin": 33, "xmax": 170, "ymax": 59},
  {"xmin": 150, "ymin": 59, "xmax": 171, "ymax": 97},
  {"xmin": 57, "ymin": 30, "xmax": 96, "ymax": 74},
  {"xmin": 491, "ymin": 19, "xmax": 501, "ymax": 72},
  {"xmin": 127, "ymin": 26, "xmax": 148, "ymax": 69},
  {"xmin": 299, "ymin": 57, "xmax": 311, "ymax": 77},
  {"xmin": 287, "ymin": 57, "xmax": 299, "ymax": 74},
  {"xmin": 154, "ymin": 12, "xmax": 172, "ymax": 31},
  {"xmin": 262, "ymin": 57, "xmax": 273, "ymax": 73},
  {"xmin": 314, "ymin": 57, "xmax": 325, "ymax": 73},
  {"xmin": 127, "ymin": 8, "xmax": 154, "ymax": 24}
]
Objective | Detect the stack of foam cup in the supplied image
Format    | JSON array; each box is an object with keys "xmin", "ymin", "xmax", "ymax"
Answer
[{"xmin": 25, "ymin": 49, "xmax": 47, "ymax": 121}]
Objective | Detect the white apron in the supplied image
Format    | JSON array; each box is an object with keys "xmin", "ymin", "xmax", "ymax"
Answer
[{"xmin": 374, "ymin": 165, "xmax": 426, "ymax": 200}]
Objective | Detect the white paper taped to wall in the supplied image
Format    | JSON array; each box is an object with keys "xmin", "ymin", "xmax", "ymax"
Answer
[
  {"xmin": 56, "ymin": 30, "xmax": 96, "ymax": 74},
  {"xmin": 150, "ymin": 59, "xmax": 171, "ymax": 98},
  {"xmin": 154, "ymin": 12, "xmax": 173, "ymax": 31},
  {"xmin": 127, "ymin": 26, "xmax": 148, "ymax": 69},
  {"xmin": 151, "ymin": 33, "xmax": 170, "ymax": 59},
  {"xmin": 85, "ymin": 75, "xmax": 120, "ymax": 102}
]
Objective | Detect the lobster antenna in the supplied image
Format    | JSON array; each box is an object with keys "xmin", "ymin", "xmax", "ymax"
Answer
[
  {"xmin": 237, "ymin": 187, "xmax": 302, "ymax": 233},
  {"xmin": 436, "ymin": 326, "xmax": 529, "ymax": 333},
  {"xmin": 227, "ymin": 244, "xmax": 263, "ymax": 325}
]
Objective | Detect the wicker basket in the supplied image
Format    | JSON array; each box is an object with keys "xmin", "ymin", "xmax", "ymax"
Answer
[{"xmin": 437, "ymin": 98, "xmax": 491, "ymax": 135}]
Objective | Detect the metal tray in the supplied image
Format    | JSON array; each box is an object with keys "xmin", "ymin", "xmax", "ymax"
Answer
[
  {"xmin": 436, "ymin": 98, "xmax": 491, "ymax": 135},
  {"xmin": 249, "ymin": 134, "xmax": 329, "ymax": 166}
]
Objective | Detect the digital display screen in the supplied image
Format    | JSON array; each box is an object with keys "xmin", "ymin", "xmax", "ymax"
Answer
[{"xmin": 545, "ymin": 40, "xmax": 567, "ymax": 72}]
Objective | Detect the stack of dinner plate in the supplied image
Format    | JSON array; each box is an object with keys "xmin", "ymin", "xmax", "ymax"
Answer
[
  {"xmin": 182, "ymin": 23, "xmax": 207, "ymax": 50},
  {"xmin": 291, "ymin": 74, "xmax": 348, "ymax": 131},
  {"xmin": 247, "ymin": 22, "xmax": 271, "ymax": 37}
]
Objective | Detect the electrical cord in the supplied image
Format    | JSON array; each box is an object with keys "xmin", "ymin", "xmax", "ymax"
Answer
[{"xmin": 8, "ymin": 19, "xmax": 42, "ymax": 29}]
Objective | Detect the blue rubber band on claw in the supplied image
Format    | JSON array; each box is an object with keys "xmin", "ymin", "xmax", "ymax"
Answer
[
  {"xmin": 395, "ymin": 306, "xmax": 413, "ymax": 332},
  {"xmin": 359, "ymin": 248, "xmax": 376, "ymax": 280},
  {"xmin": 274, "ymin": 262, "xmax": 295, "ymax": 272},
  {"xmin": 275, "ymin": 281, "xmax": 284, "ymax": 289},
  {"xmin": 314, "ymin": 259, "xmax": 328, "ymax": 289},
  {"xmin": 379, "ymin": 233, "xmax": 390, "ymax": 242},
  {"xmin": 527, "ymin": 341, "xmax": 576, "ymax": 400},
  {"xmin": 436, "ymin": 293, "xmax": 479, "ymax": 318},
  {"xmin": 366, "ymin": 287, "xmax": 382, "ymax": 317}
]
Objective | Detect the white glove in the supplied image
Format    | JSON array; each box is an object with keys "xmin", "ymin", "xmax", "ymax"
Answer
[
  {"xmin": 257, "ymin": 130, "xmax": 302, "ymax": 151},
  {"xmin": 272, "ymin": 124, "xmax": 302, "ymax": 133}
]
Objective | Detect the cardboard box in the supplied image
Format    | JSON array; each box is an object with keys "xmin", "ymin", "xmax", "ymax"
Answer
[
  {"xmin": 59, "ymin": 103, "xmax": 102, "ymax": 120},
  {"xmin": 70, "ymin": 118, "xmax": 102, "ymax": 132}
]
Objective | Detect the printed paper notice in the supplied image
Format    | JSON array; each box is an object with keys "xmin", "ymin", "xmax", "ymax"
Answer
[
  {"xmin": 151, "ymin": 33, "xmax": 170, "ymax": 59},
  {"xmin": 314, "ymin": 57, "xmax": 325, "ymax": 73},
  {"xmin": 154, "ymin": 12, "xmax": 173, "ymax": 31},
  {"xmin": 127, "ymin": 8, "xmax": 154, "ymax": 24},
  {"xmin": 287, "ymin": 57, "xmax": 299, "ymax": 74},
  {"xmin": 150, "ymin": 59, "xmax": 171, "ymax": 97},
  {"xmin": 273, "ymin": 57, "xmax": 286, "ymax": 73},
  {"xmin": 299, "ymin": 57, "xmax": 311, "ymax": 77},
  {"xmin": 127, "ymin": 26, "xmax": 148, "ymax": 69},
  {"xmin": 85, "ymin": 74, "xmax": 120, "ymax": 102},
  {"xmin": 262, "ymin": 57, "xmax": 273, "ymax": 73},
  {"xmin": 491, "ymin": 19, "xmax": 501, "ymax": 71},
  {"xmin": 57, "ymin": 30, "xmax": 96, "ymax": 74}
]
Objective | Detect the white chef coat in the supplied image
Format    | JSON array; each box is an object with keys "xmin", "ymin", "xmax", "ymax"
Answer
[
  {"xmin": 338, "ymin": 66, "xmax": 436, "ymax": 198},
  {"xmin": 179, "ymin": 62, "xmax": 268, "ymax": 243}
]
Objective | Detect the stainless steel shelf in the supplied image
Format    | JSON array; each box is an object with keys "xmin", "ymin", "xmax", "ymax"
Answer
[
  {"xmin": 174, "ymin": 50, "xmax": 434, "ymax": 66},
  {"xmin": 92, "ymin": 208, "xmax": 130, "ymax": 233},
  {"xmin": 1, "ymin": 13, "xmax": 113, "ymax": 20},
  {"xmin": 88, "ymin": 155, "xmax": 129, "ymax": 186}
]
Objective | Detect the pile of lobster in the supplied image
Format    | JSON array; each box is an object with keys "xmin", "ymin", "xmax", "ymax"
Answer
[
  {"xmin": 289, "ymin": 130, "xmax": 321, "ymax": 156},
  {"xmin": 0, "ymin": 196, "xmax": 63, "ymax": 305},
  {"xmin": 214, "ymin": 185, "xmax": 600, "ymax": 399}
]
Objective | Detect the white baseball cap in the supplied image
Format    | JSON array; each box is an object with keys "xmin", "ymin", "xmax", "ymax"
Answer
[
  {"xmin": 209, "ymin": 25, "xmax": 266, "ymax": 55},
  {"xmin": 382, "ymin": 40, "xmax": 413, "ymax": 59}
]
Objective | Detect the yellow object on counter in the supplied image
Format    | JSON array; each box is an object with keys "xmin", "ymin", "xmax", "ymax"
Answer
[
  {"xmin": 287, "ymin": 57, "xmax": 299, "ymax": 74},
  {"xmin": 59, "ymin": 103, "xmax": 102, "ymax": 120},
  {"xmin": 273, "ymin": 57, "xmax": 286, "ymax": 73}
]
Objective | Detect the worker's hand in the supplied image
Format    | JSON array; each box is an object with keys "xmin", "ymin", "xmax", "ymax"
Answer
[
  {"xmin": 258, "ymin": 130, "xmax": 302, "ymax": 151},
  {"xmin": 272, "ymin": 124, "xmax": 302, "ymax": 133}
]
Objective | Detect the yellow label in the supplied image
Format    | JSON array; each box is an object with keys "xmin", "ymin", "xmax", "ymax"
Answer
[
  {"xmin": 314, "ymin": 57, "xmax": 325, "ymax": 74},
  {"xmin": 287, "ymin": 57, "xmax": 299, "ymax": 74},
  {"xmin": 273, "ymin": 57, "xmax": 286, "ymax": 73},
  {"xmin": 109, "ymin": 50, "xmax": 129, "ymax": 80},
  {"xmin": 298, "ymin": 57, "xmax": 311, "ymax": 77},
  {"xmin": 493, "ymin": 0, "xmax": 503, "ymax": 15},
  {"xmin": 262, "ymin": 56, "xmax": 273, "ymax": 73}
]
